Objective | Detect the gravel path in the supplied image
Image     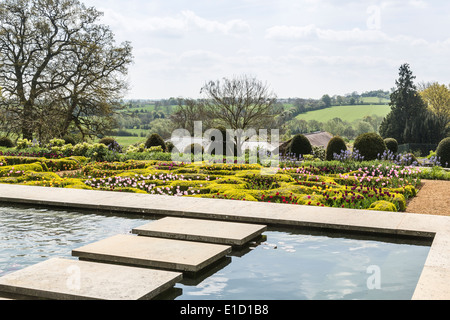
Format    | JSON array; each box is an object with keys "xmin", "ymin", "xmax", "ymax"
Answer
[{"xmin": 406, "ymin": 180, "xmax": 450, "ymax": 216}]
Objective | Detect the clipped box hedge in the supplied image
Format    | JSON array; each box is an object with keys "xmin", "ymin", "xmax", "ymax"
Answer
[{"xmin": 0, "ymin": 158, "xmax": 422, "ymax": 213}]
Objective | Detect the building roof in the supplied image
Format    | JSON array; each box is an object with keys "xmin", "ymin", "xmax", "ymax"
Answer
[
  {"xmin": 304, "ymin": 131, "xmax": 334, "ymax": 148},
  {"xmin": 279, "ymin": 131, "xmax": 334, "ymax": 155}
]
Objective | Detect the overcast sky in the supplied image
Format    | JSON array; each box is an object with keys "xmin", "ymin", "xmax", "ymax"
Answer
[{"xmin": 82, "ymin": 0, "xmax": 450, "ymax": 100}]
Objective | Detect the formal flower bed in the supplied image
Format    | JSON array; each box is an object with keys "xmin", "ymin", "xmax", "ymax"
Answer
[{"xmin": 0, "ymin": 153, "xmax": 427, "ymax": 212}]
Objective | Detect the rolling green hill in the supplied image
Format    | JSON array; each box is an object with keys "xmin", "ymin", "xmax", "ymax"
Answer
[
  {"xmin": 295, "ymin": 104, "xmax": 391, "ymax": 123},
  {"xmin": 360, "ymin": 97, "xmax": 390, "ymax": 104}
]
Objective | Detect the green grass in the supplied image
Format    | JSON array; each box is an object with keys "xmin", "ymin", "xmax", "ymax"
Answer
[
  {"xmin": 126, "ymin": 128, "xmax": 147, "ymax": 136},
  {"xmin": 98, "ymin": 136, "xmax": 145, "ymax": 148},
  {"xmin": 360, "ymin": 97, "xmax": 390, "ymax": 104},
  {"xmin": 295, "ymin": 104, "xmax": 391, "ymax": 123}
]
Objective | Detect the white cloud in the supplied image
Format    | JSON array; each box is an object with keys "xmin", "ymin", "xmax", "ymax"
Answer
[
  {"xmin": 266, "ymin": 25, "xmax": 317, "ymax": 41},
  {"xmin": 178, "ymin": 50, "xmax": 224, "ymax": 70},
  {"xmin": 266, "ymin": 25, "xmax": 392, "ymax": 43},
  {"xmin": 98, "ymin": 8, "xmax": 186, "ymax": 38},
  {"xmin": 409, "ymin": 0, "xmax": 429, "ymax": 8},
  {"xmin": 290, "ymin": 45, "xmax": 324, "ymax": 54},
  {"xmin": 81, "ymin": 0, "xmax": 450, "ymax": 99},
  {"xmin": 99, "ymin": 8, "xmax": 250, "ymax": 39},
  {"xmin": 181, "ymin": 10, "xmax": 251, "ymax": 36},
  {"xmin": 318, "ymin": 28, "xmax": 391, "ymax": 43}
]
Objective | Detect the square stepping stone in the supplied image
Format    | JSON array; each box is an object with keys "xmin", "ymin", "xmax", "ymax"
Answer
[
  {"xmin": 0, "ymin": 258, "xmax": 182, "ymax": 300},
  {"xmin": 72, "ymin": 234, "xmax": 232, "ymax": 273},
  {"xmin": 132, "ymin": 217, "xmax": 267, "ymax": 246}
]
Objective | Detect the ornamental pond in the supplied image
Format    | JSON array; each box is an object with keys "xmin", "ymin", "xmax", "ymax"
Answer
[{"xmin": 0, "ymin": 204, "xmax": 431, "ymax": 300}]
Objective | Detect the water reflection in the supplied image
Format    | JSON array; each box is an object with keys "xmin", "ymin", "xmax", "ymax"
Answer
[
  {"xmin": 0, "ymin": 204, "xmax": 151, "ymax": 276},
  {"xmin": 173, "ymin": 228, "xmax": 431, "ymax": 300},
  {"xmin": 0, "ymin": 204, "xmax": 432, "ymax": 300}
]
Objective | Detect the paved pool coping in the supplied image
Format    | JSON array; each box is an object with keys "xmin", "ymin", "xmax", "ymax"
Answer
[{"xmin": 0, "ymin": 183, "xmax": 449, "ymax": 300}]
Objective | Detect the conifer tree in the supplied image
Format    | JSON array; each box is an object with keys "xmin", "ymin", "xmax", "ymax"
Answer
[{"xmin": 380, "ymin": 64, "xmax": 436, "ymax": 144}]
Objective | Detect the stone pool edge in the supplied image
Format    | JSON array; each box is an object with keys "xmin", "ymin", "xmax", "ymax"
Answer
[{"xmin": 0, "ymin": 183, "xmax": 448, "ymax": 300}]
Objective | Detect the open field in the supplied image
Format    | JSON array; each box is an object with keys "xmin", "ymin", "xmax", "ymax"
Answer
[
  {"xmin": 111, "ymin": 136, "xmax": 146, "ymax": 147},
  {"xmin": 360, "ymin": 97, "xmax": 390, "ymax": 104},
  {"xmin": 111, "ymin": 103, "xmax": 392, "ymax": 146},
  {"xmin": 295, "ymin": 104, "xmax": 391, "ymax": 123}
]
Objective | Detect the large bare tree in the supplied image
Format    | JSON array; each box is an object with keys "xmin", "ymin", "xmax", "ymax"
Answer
[
  {"xmin": 170, "ymin": 98, "xmax": 214, "ymax": 134},
  {"xmin": 200, "ymin": 75, "xmax": 278, "ymax": 153},
  {"xmin": 0, "ymin": 0, "xmax": 132, "ymax": 142}
]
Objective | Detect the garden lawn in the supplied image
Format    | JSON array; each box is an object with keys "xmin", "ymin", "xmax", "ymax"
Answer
[{"xmin": 0, "ymin": 156, "xmax": 423, "ymax": 213}]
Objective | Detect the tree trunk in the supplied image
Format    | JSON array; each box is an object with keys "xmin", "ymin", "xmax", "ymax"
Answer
[
  {"xmin": 21, "ymin": 102, "xmax": 34, "ymax": 140},
  {"xmin": 61, "ymin": 107, "xmax": 76, "ymax": 138}
]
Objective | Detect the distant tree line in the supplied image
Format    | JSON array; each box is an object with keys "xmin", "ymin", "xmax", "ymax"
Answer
[
  {"xmin": 111, "ymin": 87, "xmax": 394, "ymax": 143},
  {"xmin": 111, "ymin": 66, "xmax": 448, "ymax": 149}
]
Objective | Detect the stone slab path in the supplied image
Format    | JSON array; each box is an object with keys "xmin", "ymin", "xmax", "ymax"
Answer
[
  {"xmin": 132, "ymin": 217, "xmax": 267, "ymax": 246},
  {"xmin": 72, "ymin": 234, "xmax": 232, "ymax": 273},
  {"xmin": 0, "ymin": 258, "xmax": 182, "ymax": 300},
  {"xmin": 0, "ymin": 210, "xmax": 266, "ymax": 300}
]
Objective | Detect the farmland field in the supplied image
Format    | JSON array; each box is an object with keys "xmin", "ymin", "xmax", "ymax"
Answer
[
  {"xmin": 110, "ymin": 103, "xmax": 392, "ymax": 146},
  {"xmin": 295, "ymin": 104, "xmax": 391, "ymax": 123},
  {"xmin": 360, "ymin": 97, "xmax": 390, "ymax": 104},
  {"xmin": 111, "ymin": 136, "xmax": 146, "ymax": 147}
]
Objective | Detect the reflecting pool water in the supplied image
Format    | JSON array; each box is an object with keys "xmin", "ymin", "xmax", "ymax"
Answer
[
  {"xmin": 0, "ymin": 205, "xmax": 431, "ymax": 300},
  {"xmin": 174, "ymin": 230, "xmax": 431, "ymax": 300},
  {"xmin": 0, "ymin": 205, "xmax": 151, "ymax": 276}
]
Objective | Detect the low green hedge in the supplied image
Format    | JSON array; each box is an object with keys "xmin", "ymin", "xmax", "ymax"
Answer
[
  {"xmin": 0, "ymin": 162, "xmax": 47, "ymax": 177},
  {"xmin": 0, "ymin": 156, "xmax": 83, "ymax": 172}
]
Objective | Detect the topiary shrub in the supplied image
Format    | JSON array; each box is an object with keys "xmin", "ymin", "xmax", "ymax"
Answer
[
  {"xmin": 206, "ymin": 126, "xmax": 237, "ymax": 157},
  {"xmin": 216, "ymin": 188, "xmax": 257, "ymax": 202},
  {"xmin": 436, "ymin": 137, "xmax": 450, "ymax": 168},
  {"xmin": 145, "ymin": 133, "xmax": 166, "ymax": 151},
  {"xmin": 369, "ymin": 200, "xmax": 397, "ymax": 212},
  {"xmin": 297, "ymin": 194, "xmax": 325, "ymax": 206},
  {"xmin": 353, "ymin": 132, "xmax": 387, "ymax": 161},
  {"xmin": 0, "ymin": 162, "xmax": 48, "ymax": 177},
  {"xmin": 165, "ymin": 141, "xmax": 177, "ymax": 153},
  {"xmin": 0, "ymin": 137, "xmax": 14, "ymax": 148},
  {"xmin": 184, "ymin": 143, "xmax": 204, "ymax": 155},
  {"xmin": 391, "ymin": 193, "xmax": 406, "ymax": 212},
  {"xmin": 326, "ymin": 136, "xmax": 347, "ymax": 161},
  {"xmin": 289, "ymin": 134, "xmax": 312, "ymax": 157},
  {"xmin": 98, "ymin": 137, "xmax": 121, "ymax": 152},
  {"xmin": 384, "ymin": 138, "xmax": 398, "ymax": 154},
  {"xmin": 42, "ymin": 158, "xmax": 81, "ymax": 172}
]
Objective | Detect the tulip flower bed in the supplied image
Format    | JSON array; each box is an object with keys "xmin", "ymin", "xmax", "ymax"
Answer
[{"xmin": 0, "ymin": 154, "xmax": 425, "ymax": 213}]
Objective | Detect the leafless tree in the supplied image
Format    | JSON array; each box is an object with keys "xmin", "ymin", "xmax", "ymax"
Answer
[
  {"xmin": 200, "ymin": 75, "xmax": 278, "ymax": 153},
  {"xmin": 170, "ymin": 98, "xmax": 213, "ymax": 134}
]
